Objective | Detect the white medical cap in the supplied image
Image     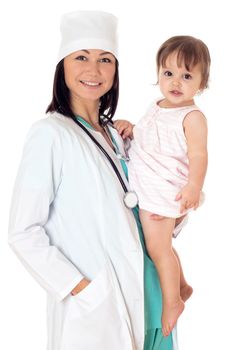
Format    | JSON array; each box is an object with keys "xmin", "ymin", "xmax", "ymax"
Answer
[{"xmin": 57, "ymin": 10, "xmax": 118, "ymax": 63}]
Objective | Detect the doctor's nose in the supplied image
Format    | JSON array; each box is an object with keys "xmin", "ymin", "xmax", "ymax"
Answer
[{"xmin": 85, "ymin": 61, "xmax": 100, "ymax": 75}]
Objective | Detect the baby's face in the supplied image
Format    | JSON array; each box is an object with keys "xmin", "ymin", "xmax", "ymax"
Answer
[{"xmin": 158, "ymin": 52, "xmax": 203, "ymax": 108}]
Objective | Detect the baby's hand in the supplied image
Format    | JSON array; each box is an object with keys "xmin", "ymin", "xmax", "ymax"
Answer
[
  {"xmin": 175, "ymin": 183, "xmax": 201, "ymax": 214},
  {"xmin": 114, "ymin": 119, "xmax": 134, "ymax": 139}
]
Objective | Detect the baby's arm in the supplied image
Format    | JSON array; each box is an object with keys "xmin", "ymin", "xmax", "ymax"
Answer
[
  {"xmin": 114, "ymin": 119, "xmax": 134, "ymax": 139},
  {"xmin": 176, "ymin": 111, "xmax": 208, "ymax": 213}
]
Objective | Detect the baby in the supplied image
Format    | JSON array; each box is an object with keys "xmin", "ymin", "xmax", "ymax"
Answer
[{"xmin": 115, "ymin": 35, "xmax": 210, "ymax": 337}]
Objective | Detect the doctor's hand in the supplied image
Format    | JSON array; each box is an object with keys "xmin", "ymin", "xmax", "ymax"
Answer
[
  {"xmin": 70, "ymin": 278, "xmax": 91, "ymax": 296},
  {"xmin": 114, "ymin": 119, "xmax": 134, "ymax": 139}
]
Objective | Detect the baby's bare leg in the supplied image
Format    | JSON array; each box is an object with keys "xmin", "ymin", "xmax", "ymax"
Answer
[
  {"xmin": 173, "ymin": 247, "xmax": 193, "ymax": 302},
  {"xmin": 140, "ymin": 209, "xmax": 184, "ymax": 337}
]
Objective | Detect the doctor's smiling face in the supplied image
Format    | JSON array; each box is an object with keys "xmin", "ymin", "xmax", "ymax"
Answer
[{"xmin": 64, "ymin": 49, "xmax": 116, "ymax": 106}]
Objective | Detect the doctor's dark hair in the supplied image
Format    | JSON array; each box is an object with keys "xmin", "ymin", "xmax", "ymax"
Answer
[
  {"xmin": 156, "ymin": 35, "xmax": 211, "ymax": 89},
  {"xmin": 46, "ymin": 58, "xmax": 119, "ymax": 124}
]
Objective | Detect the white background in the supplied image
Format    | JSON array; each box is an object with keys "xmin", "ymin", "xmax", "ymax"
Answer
[{"xmin": 1, "ymin": 0, "xmax": 237, "ymax": 349}]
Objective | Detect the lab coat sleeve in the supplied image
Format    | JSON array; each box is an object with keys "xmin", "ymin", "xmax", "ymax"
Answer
[{"xmin": 8, "ymin": 120, "xmax": 84, "ymax": 301}]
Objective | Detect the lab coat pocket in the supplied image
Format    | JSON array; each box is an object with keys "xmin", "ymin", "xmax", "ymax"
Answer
[
  {"xmin": 70, "ymin": 264, "xmax": 112, "ymax": 317},
  {"xmin": 61, "ymin": 262, "xmax": 133, "ymax": 350}
]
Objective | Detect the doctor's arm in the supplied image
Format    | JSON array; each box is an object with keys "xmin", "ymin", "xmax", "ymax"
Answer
[{"xmin": 8, "ymin": 121, "xmax": 84, "ymax": 301}]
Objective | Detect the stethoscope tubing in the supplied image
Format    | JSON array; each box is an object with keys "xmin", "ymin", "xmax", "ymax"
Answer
[{"xmin": 71, "ymin": 117, "xmax": 129, "ymax": 194}]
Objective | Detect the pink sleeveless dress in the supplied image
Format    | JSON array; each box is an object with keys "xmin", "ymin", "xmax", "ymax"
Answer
[{"xmin": 128, "ymin": 99, "xmax": 203, "ymax": 222}]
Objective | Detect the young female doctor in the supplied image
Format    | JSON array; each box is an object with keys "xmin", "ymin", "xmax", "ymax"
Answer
[{"xmin": 8, "ymin": 10, "xmax": 178, "ymax": 350}]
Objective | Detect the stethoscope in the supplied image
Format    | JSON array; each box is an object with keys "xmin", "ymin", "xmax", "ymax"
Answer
[{"xmin": 71, "ymin": 116, "xmax": 138, "ymax": 209}]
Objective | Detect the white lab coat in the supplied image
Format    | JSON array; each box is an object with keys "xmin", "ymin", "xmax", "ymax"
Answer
[{"xmin": 8, "ymin": 113, "xmax": 144, "ymax": 350}]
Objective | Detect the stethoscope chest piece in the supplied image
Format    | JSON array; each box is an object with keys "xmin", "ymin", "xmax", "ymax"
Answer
[{"xmin": 124, "ymin": 191, "xmax": 138, "ymax": 209}]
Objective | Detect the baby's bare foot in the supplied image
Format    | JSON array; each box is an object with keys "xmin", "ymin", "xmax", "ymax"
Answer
[
  {"xmin": 180, "ymin": 284, "xmax": 193, "ymax": 302},
  {"xmin": 162, "ymin": 299, "xmax": 185, "ymax": 337}
]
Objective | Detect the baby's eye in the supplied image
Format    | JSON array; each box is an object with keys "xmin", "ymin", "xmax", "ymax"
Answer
[
  {"xmin": 164, "ymin": 70, "xmax": 173, "ymax": 77},
  {"xmin": 183, "ymin": 73, "xmax": 192, "ymax": 80},
  {"xmin": 99, "ymin": 57, "xmax": 111, "ymax": 63},
  {"xmin": 75, "ymin": 55, "xmax": 87, "ymax": 61}
]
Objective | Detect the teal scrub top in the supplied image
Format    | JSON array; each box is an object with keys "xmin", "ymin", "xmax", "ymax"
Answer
[{"xmin": 76, "ymin": 117, "xmax": 174, "ymax": 350}]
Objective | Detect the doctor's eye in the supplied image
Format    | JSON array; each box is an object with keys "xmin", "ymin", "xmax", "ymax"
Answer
[
  {"xmin": 99, "ymin": 57, "xmax": 112, "ymax": 63},
  {"xmin": 75, "ymin": 55, "xmax": 87, "ymax": 61}
]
